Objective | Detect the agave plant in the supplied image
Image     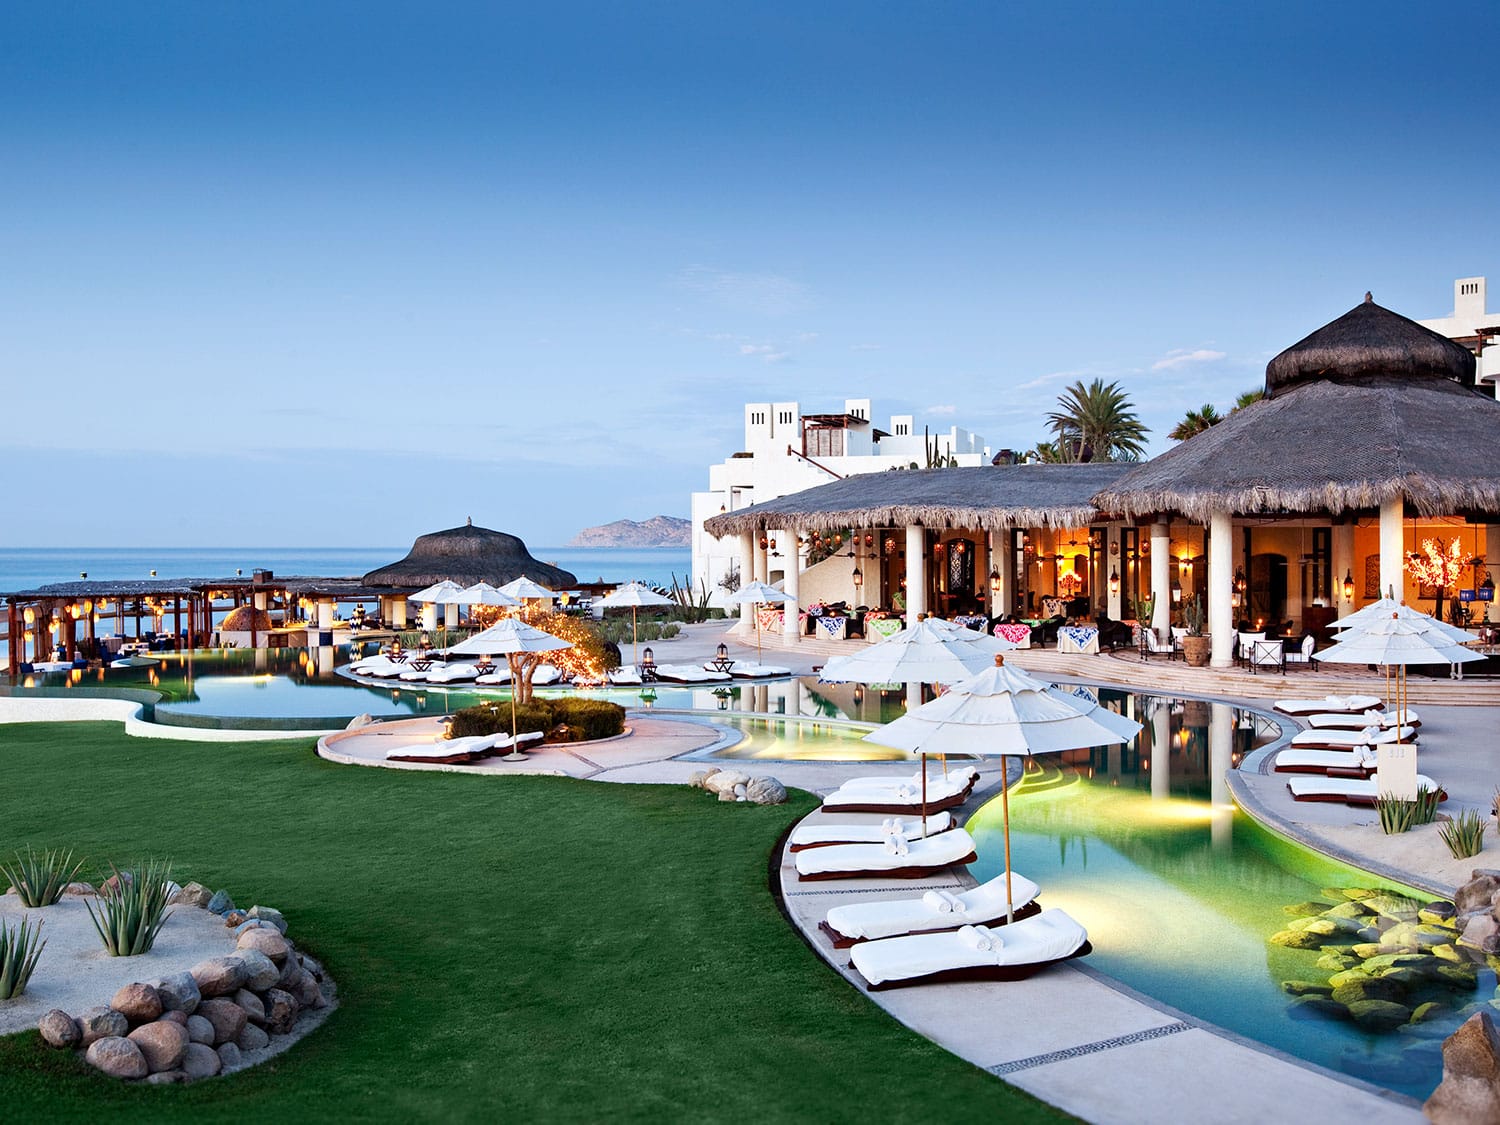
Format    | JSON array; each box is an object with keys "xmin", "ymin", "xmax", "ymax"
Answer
[
  {"xmin": 1412, "ymin": 785, "xmax": 1441, "ymax": 827},
  {"xmin": 1440, "ymin": 810, "xmax": 1486, "ymax": 860},
  {"xmin": 86, "ymin": 860, "xmax": 173, "ymax": 956},
  {"xmin": 1376, "ymin": 792, "xmax": 1416, "ymax": 835},
  {"xmin": 0, "ymin": 846, "xmax": 84, "ymax": 908},
  {"xmin": 0, "ymin": 916, "xmax": 46, "ymax": 999}
]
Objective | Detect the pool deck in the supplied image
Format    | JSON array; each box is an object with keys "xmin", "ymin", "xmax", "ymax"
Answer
[{"xmin": 14, "ymin": 619, "xmax": 1498, "ymax": 1121}]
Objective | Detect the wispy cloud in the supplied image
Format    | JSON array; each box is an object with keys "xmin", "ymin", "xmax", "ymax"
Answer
[
  {"xmin": 1015, "ymin": 369, "xmax": 1088, "ymax": 391},
  {"xmin": 925, "ymin": 404, "xmax": 957, "ymax": 415},
  {"xmin": 738, "ymin": 343, "xmax": 790, "ymax": 363},
  {"xmin": 1151, "ymin": 348, "xmax": 1226, "ymax": 371},
  {"xmin": 676, "ymin": 266, "xmax": 813, "ymax": 316}
]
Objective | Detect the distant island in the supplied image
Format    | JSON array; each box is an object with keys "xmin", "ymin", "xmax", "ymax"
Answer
[{"xmin": 568, "ymin": 515, "xmax": 691, "ymax": 548}]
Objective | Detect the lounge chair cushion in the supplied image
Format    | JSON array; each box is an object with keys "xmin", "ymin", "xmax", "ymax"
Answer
[
  {"xmin": 850, "ymin": 908, "xmax": 1087, "ymax": 987},
  {"xmin": 1273, "ymin": 747, "xmax": 1378, "ymax": 774},
  {"xmin": 1273, "ymin": 695, "xmax": 1384, "ymax": 716},
  {"xmin": 825, "ymin": 871, "xmax": 1042, "ymax": 942},
  {"xmin": 1290, "ymin": 726, "xmax": 1417, "ymax": 749},
  {"xmin": 790, "ymin": 812, "xmax": 954, "ymax": 849},
  {"xmin": 1288, "ymin": 774, "xmax": 1442, "ymax": 802},
  {"xmin": 1304, "ymin": 708, "xmax": 1418, "ymax": 730},
  {"xmin": 794, "ymin": 829, "xmax": 975, "ymax": 879},
  {"xmin": 823, "ymin": 772, "xmax": 975, "ymax": 811}
]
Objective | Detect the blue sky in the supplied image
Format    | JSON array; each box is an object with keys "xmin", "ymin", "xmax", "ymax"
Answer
[{"xmin": 2, "ymin": 1, "xmax": 1496, "ymax": 546}]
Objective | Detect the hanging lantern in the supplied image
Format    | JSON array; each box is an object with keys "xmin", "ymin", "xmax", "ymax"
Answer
[
  {"xmin": 864, "ymin": 534, "xmax": 874, "ymax": 547},
  {"xmin": 884, "ymin": 537, "xmax": 896, "ymax": 555},
  {"xmin": 989, "ymin": 568, "xmax": 1002, "ymax": 593},
  {"xmin": 953, "ymin": 541, "xmax": 965, "ymax": 554},
  {"xmin": 23, "ymin": 607, "xmax": 34, "ymax": 625},
  {"xmin": 852, "ymin": 567, "xmax": 864, "ymax": 587},
  {"xmin": 1342, "ymin": 569, "xmax": 1355, "ymax": 602},
  {"xmin": 1140, "ymin": 538, "xmax": 1151, "ymax": 557},
  {"xmin": 759, "ymin": 535, "xmax": 768, "ymax": 550},
  {"xmin": 1109, "ymin": 569, "xmax": 1120, "ymax": 595}
]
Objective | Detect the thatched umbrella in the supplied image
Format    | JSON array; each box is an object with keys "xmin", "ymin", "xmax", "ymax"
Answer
[
  {"xmin": 363, "ymin": 520, "xmax": 577, "ymax": 589},
  {"xmin": 1092, "ymin": 296, "xmax": 1500, "ymax": 521}
]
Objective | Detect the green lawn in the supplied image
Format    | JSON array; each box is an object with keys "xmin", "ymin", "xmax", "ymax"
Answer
[{"xmin": 0, "ymin": 722, "xmax": 1071, "ymax": 1122}]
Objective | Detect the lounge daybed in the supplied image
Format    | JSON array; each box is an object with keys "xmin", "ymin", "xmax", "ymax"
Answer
[
  {"xmin": 531, "ymin": 666, "xmax": 564, "ymax": 686},
  {"xmin": 847, "ymin": 909, "xmax": 1090, "ymax": 991},
  {"xmin": 719, "ymin": 663, "xmax": 792, "ymax": 678},
  {"xmin": 1273, "ymin": 695, "xmax": 1384, "ymax": 716},
  {"xmin": 789, "ymin": 812, "xmax": 956, "ymax": 851},
  {"xmin": 1290, "ymin": 726, "xmax": 1418, "ymax": 750},
  {"xmin": 1304, "ymin": 708, "xmax": 1420, "ymax": 730},
  {"xmin": 425, "ymin": 663, "xmax": 480, "ymax": 684},
  {"xmin": 399, "ymin": 663, "xmax": 445, "ymax": 682},
  {"xmin": 794, "ymin": 829, "xmax": 977, "ymax": 881},
  {"xmin": 820, "ymin": 872, "xmax": 1043, "ymax": 946},
  {"xmin": 475, "ymin": 667, "xmax": 513, "ymax": 685},
  {"xmin": 386, "ymin": 732, "xmax": 509, "ymax": 764},
  {"xmin": 1287, "ymin": 774, "xmax": 1446, "ymax": 806},
  {"xmin": 822, "ymin": 770, "xmax": 981, "ymax": 815},
  {"xmin": 839, "ymin": 766, "xmax": 981, "ymax": 791},
  {"xmin": 653, "ymin": 664, "xmax": 731, "ymax": 683},
  {"xmin": 608, "ymin": 665, "xmax": 643, "ymax": 685},
  {"xmin": 1273, "ymin": 746, "xmax": 1378, "ymax": 776},
  {"xmin": 364, "ymin": 660, "xmax": 411, "ymax": 679}
]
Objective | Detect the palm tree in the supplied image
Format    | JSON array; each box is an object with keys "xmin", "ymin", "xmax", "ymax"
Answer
[
  {"xmin": 1168, "ymin": 404, "xmax": 1222, "ymax": 442},
  {"xmin": 1045, "ymin": 379, "xmax": 1150, "ymax": 462},
  {"xmin": 1232, "ymin": 389, "xmax": 1264, "ymax": 412}
]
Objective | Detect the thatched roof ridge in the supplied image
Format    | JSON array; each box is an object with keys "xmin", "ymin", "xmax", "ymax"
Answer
[
  {"xmin": 703, "ymin": 463, "xmax": 1132, "ymax": 537},
  {"xmin": 362, "ymin": 523, "xmax": 576, "ymax": 589},
  {"xmin": 1092, "ymin": 375, "xmax": 1500, "ymax": 521},
  {"xmin": 1266, "ymin": 296, "xmax": 1475, "ymax": 395},
  {"xmin": 220, "ymin": 605, "xmax": 273, "ymax": 632}
]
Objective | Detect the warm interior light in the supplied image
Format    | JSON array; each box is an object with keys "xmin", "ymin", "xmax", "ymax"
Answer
[
  {"xmin": 1342, "ymin": 569, "xmax": 1355, "ymax": 601},
  {"xmin": 852, "ymin": 567, "xmax": 863, "ymax": 587},
  {"xmin": 1108, "ymin": 568, "xmax": 1120, "ymax": 595}
]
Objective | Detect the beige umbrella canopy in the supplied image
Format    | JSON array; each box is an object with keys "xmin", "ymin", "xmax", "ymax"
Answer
[{"xmin": 363, "ymin": 520, "xmax": 577, "ymax": 589}]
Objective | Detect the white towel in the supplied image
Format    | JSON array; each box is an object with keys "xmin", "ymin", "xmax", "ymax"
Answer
[
  {"xmin": 940, "ymin": 890, "xmax": 967, "ymax": 914},
  {"xmin": 922, "ymin": 890, "xmax": 952, "ymax": 914},
  {"xmin": 1362, "ymin": 709, "xmax": 1383, "ymax": 722},
  {"xmin": 895, "ymin": 784, "xmax": 917, "ymax": 800},
  {"xmin": 1360, "ymin": 725, "xmax": 1380, "ymax": 741},
  {"xmin": 1326, "ymin": 694, "xmax": 1348, "ymax": 707},
  {"xmin": 885, "ymin": 818, "xmax": 905, "ymax": 835},
  {"xmin": 1355, "ymin": 744, "xmax": 1377, "ymax": 766},
  {"xmin": 958, "ymin": 924, "xmax": 993, "ymax": 952}
]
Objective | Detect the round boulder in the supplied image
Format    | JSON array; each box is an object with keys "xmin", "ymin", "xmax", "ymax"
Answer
[
  {"xmin": 160, "ymin": 1010, "xmax": 189, "ymax": 1027},
  {"xmin": 216, "ymin": 1041, "xmax": 242, "ymax": 1071},
  {"xmin": 154, "ymin": 971, "xmax": 201, "ymax": 1014},
  {"xmin": 1347, "ymin": 999, "xmax": 1413, "ymax": 1031},
  {"xmin": 186, "ymin": 1014, "xmax": 216, "ymax": 1045},
  {"xmin": 263, "ymin": 988, "xmax": 299, "ymax": 1035},
  {"xmin": 86, "ymin": 1036, "xmax": 148, "ymax": 1079},
  {"xmin": 746, "ymin": 776, "xmax": 788, "ymax": 805},
  {"xmin": 181, "ymin": 1041, "xmax": 222, "ymax": 1079},
  {"xmin": 190, "ymin": 956, "xmax": 248, "ymax": 999},
  {"xmin": 128, "ymin": 1020, "xmax": 189, "ymax": 1073},
  {"xmin": 195, "ymin": 998, "xmax": 247, "ymax": 1046},
  {"xmin": 1268, "ymin": 929, "xmax": 1324, "ymax": 950},
  {"xmin": 77, "ymin": 1006, "xmax": 129, "ymax": 1047},
  {"xmin": 111, "ymin": 982, "xmax": 163, "ymax": 1025},
  {"xmin": 234, "ymin": 949, "xmax": 280, "ymax": 992},
  {"xmin": 233, "ymin": 988, "xmax": 267, "ymax": 1025},
  {"xmin": 237, "ymin": 927, "xmax": 290, "ymax": 966},
  {"xmin": 236, "ymin": 1022, "xmax": 270, "ymax": 1051},
  {"xmin": 37, "ymin": 1009, "xmax": 80, "ymax": 1049}
]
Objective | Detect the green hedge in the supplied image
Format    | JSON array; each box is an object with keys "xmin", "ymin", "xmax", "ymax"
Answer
[{"xmin": 448, "ymin": 697, "xmax": 626, "ymax": 742}]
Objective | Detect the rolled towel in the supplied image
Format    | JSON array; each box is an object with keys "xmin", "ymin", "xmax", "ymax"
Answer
[
  {"xmin": 891, "ymin": 836, "xmax": 909, "ymax": 857},
  {"xmin": 884, "ymin": 817, "xmax": 905, "ymax": 836},
  {"xmin": 881, "ymin": 817, "xmax": 897, "ymax": 832},
  {"xmin": 1362, "ymin": 709, "xmax": 1383, "ymax": 722},
  {"xmin": 1360, "ymin": 726, "xmax": 1380, "ymax": 741},
  {"xmin": 895, "ymin": 784, "xmax": 917, "ymax": 800},
  {"xmin": 883, "ymin": 837, "xmax": 903, "ymax": 856},
  {"xmin": 1326, "ymin": 694, "xmax": 1348, "ymax": 707},
  {"xmin": 922, "ymin": 890, "xmax": 952, "ymax": 914},
  {"xmin": 957, "ymin": 924, "xmax": 994, "ymax": 952},
  {"xmin": 1355, "ymin": 744, "xmax": 1377, "ymax": 766},
  {"xmin": 940, "ymin": 890, "xmax": 967, "ymax": 914}
]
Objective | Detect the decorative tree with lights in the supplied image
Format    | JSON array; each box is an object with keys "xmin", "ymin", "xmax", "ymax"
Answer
[{"xmin": 1404, "ymin": 537, "xmax": 1473, "ymax": 623}]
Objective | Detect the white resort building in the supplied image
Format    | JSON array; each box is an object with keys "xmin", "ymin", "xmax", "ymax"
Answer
[
  {"xmin": 691, "ymin": 397, "xmax": 989, "ymax": 603},
  {"xmin": 1419, "ymin": 275, "xmax": 1499, "ymax": 394}
]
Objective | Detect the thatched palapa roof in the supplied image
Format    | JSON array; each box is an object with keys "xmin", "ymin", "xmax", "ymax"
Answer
[
  {"xmin": 220, "ymin": 605, "xmax": 273, "ymax": 632},
  {"xmin": 703, "ymin": 463, "xmax": 1132, "ymax": 537},
  {"xmin": 1093, "ymin": 296, "xmax": 1500, "ymax": 522},
  {"xmin": 362, "ymin": 521, "xmax": 577, "ymax": 589}
]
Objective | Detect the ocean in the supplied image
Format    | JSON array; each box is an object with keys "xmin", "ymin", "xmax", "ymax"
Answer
[{"xmin": 0, "ymin": 547, "xmax": 694, "ymax": 594}]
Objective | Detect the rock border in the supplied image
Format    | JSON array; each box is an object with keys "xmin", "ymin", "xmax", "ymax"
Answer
[{"xmin": 34, "ymin": 881, "xmax": 336, "ymax": 1083}]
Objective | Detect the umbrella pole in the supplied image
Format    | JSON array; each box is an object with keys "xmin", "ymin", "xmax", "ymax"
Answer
[
  {"xmin": 920, "ymin": 752, "xmax": 928, "ymax": 835},
  {"xmin": 1001, "ymin": 754, "xmax": 1015, "ymax": 924},
  {"xmin": 632, "ymin": 606, "xmax": 638, "ymax": 668},
  {"xmin": 508, "ymin": 655, "xmax": 519, "ymax": 740}
]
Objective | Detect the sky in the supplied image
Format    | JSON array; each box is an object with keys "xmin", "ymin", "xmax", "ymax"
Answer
[{"xmin": 2, "ymin": 1, "xmax": 1497, "ymax": 547}]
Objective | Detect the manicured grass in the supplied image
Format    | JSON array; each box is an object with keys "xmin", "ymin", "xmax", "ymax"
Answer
[{"xmin": 0, "ymin": 722, "xmax": 1071, "ymax": 1122}]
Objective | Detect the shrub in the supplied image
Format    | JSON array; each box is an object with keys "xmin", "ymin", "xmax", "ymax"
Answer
[
  {"xmin": 1, "ymin": 846, "xmax": 84, "ymax": 908},
  {"xmin": 549, "ymin": 697, "xmax": 626, "ymax": 740},
  {"xmin": 1440, "ymin": 810, "xmax": 1486, "ymax": 859},
  {"xmin": 0, "ymin": 916, "xmax": 45, "ymax": 999},
  {"xmin": 1376, "ymin": 793, "xmax": 1416, "ymax": 835},
  {"xmin": 448, "ymin": 698, "xmax": 625, "ymax": 742},
  {"xmin": 660, "ymin": 623, "xmax": 680, "ymax": 639},
  {"xmin": 87, "ymin": 860, "xmax": 173, "ymax": 956}
]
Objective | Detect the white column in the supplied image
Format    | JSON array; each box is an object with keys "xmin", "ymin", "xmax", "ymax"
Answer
[
  {"xmin": 1149, "ymin": 521, "xmax": 1170, "ymax": 636},
  {"xmin": 1380, "ymin": 496, "xmax": 1405, "ymax": 602},
  {"xmin": 1106, "ymin": 525, "xmax": 1122, "ymax": 619},
  {"xmin": 1150, "ymin": 705, "xmax": 1170, "ymax": 802},
  {"xmin": 317, "ymin": 600, "xmax": 335, "ymax": 629},
  {"xmin": 781, "ymin": 531, "xmax": 800, "ymax": 643},
  {"xmin": 390, "ymin": 598, "xmax": 408, "ymax": 629},
  {"xmin": 1000, "ymin": 529, "xmax": 1016, "ymax": 616},
  {"xmin": 253, "ymin": 591, "xmax": 268, "ymax": 611},
  {"xmin": 737, "ymin": 532, "xmax": 755, "ymax": 628},
  {"xmin": 1209, "ymin": 510, "xmax": 1234, "ymax": 668},
  {"xmin": 420, "ymin": 603, "xmax": 437, "ymax": 631},
  {"xmin": 754, "ymin": 540, "xmax": 768, "ymax": 585},
  {"xmin": 904, "ymin": 525, "xmax": 927, "ymax": 626},
  {"xmin": 1332, "ymin": 521, "xmax": 1355, "ymax": 609}
]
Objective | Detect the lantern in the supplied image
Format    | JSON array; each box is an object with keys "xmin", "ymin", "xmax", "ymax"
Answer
[
  {"xmin": 989, "ymin": 568, "xmax": 1002, "ymax": 594},
  {"xmin": 1342, "ymin": 569, "xmax": 1355, "ymax": 602},
  {"xmin": 852, "ymin": 567, "xmax": 863, "ymax": 588},
  {"xmin": 1108, "ymin": 569, "xmax": 1120, "ymax": 595}
]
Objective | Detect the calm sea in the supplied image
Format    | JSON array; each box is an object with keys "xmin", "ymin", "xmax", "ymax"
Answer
[{"xmin": 0, "ymin": 547, "xmax": 693, "ymax": 594}]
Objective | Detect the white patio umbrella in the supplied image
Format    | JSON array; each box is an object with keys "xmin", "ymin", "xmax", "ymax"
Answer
[
  {"xmin": 725, "ymin": 581, "xmax": 795, "ymax": 662},
  {"xmin": 1332, "ymin": 597, "xmax": 1480, "ymax": 644},
  {"xmin": 449, "ymin": 618, "xmax": 573, "ymax": 756},
  {"xmin": 864, "ymin": 654, "xmax": 1141, "ymax": 921},
  {"xmin": 498, "ymin": 577, "xmax": 558, "ymax": 601},
  {"xmin": 410, "ymin": 580, "xmax": 467, "ymax": 646},
  {"xmin": 595, "ymin": 581, "xmax": 676, "ymax": 667},
  {"xmin": 1315, "ymin": 609, "xmax": 1483, "ymax": 736},
  {"xmin": 457, "ymin": 582, "xmax": 521, "ymax": 609}
]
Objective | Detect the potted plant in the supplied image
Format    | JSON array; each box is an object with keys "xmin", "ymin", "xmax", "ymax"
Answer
[{"xmin": 1181, "ymin": 597, "xmax": 1212, "ymax": 667}]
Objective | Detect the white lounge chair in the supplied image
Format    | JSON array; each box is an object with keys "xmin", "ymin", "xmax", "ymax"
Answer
[
  {"xmin": 1273, "ymin": 695, "xmax": 1385, "ymax": 716},
  {"xmin": 425, "ymin": 663, "xmax": 480, "ymax": 684},
  {"xmin": 838, "ymin": 766, "xmax": 981, "ymax": 791},
  {"xmin": 1304, "ymin": 708, "xmax": 1419, "ymax": 730},
  {"xmin": 608, "ymin": 665, "xmax": 643, "ymax": 685},
  {"xmin": 1290, "ymin": 726, "xmax": 1418, "ymax": 749},
  {"xmin": 474, "ymin": 667, "xmax": 512, "ymax": 685},
  {"xmin": 1273, "ymin": 746, "xmax": 1378, "ymax": 775},
  {"xmin": 794, "ymin": 829, "xmax": 977, "ymax": 881},
  {"xmin": 1287, "ymin": 774, "xmax": 1445, "ymax": 806},
  {"xmin": 531, "ymin": 666, "xmax": 563, "ymax": 686},
  {"xmin": 822, "ymin": 872, "xmax": 1043, "ymax": 946},
  {"xmin": 789, "ymin": 812, "xmax": 955, "ymax": 851},
  {"xmin": 848, "ymin": 909, "xmax": 1090, "ymax": 990},
  {"xmin": 385, "ymin": 732, "xmax": 508, "ymax": 764},
  {"xmin": 721, "ymin": 663, "xmax": 791, "ymax": 678},
  {"xmin": 822, "ymin": 771, "xmax": 980, "ymax": 815},
  {"xmin": 399, "ymin": 662, "xmax": 445, "ymax": 682}
]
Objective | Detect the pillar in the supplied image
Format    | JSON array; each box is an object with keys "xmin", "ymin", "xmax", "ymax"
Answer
[
  {"xmin": 1332, "ymin": 520, "xmax": 1355, "ymax": 611},
  {"xmin": 1106, "ymin": 525, "xmax": 1122, "ymax": 620},
  {"xmin": 317, "ymin": 600, "xmax": 335, "ymax": 629},
  {"xmin": 737, "ymin": 532, "xmax": 755, "ymax": 628},
  {"xmin": 1149, "ymin": 521, "xmax": 1170, "ymax": 636},
  {"xmin": 1150, "ymin": 703, "xmax": 1170, "ymax": 803},
  {"xmin": 391, "ymin": 597, "xmax": 408, "ymax": 629},
  {"xmin": 1209, "ymin": 702, "xmax": 1233, "ymax": 852},
  {"xmin": 1488, "ymin": 525, "xmax": 1500, "ymax": 623},
  {"xmin": 420, "ymin": 603, "xmax": 438, "ymax": 632},
  {"xmin": 1379, "ymin": 496, "xmax": 1405, "ymax": 602},
  {"xmin": 904, "ymin": 525, "xmax": 927, "ymax": 626},
  {"xmin": 1209, "ymin": 511, "xmax": 1234, "ymax": 668},
  {"xmin": 753, "ymin": 537, "xmax": 767, "ymax": 585},
  {"xmin": 780, "ymin": 531, "xmax": 800, "ymax": 643}
]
